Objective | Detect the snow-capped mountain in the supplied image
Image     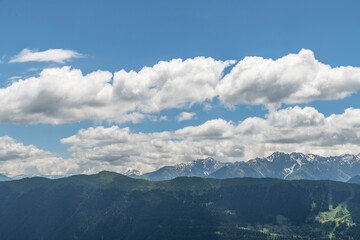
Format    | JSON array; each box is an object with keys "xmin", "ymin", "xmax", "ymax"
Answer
[
  {"xmin": 137, "ymin": 157, "xmax": 230, "ymax": 181},
  {"xmin": 123, "ymin": 169, "xmax": 142, "ymax": 177},
  {"xmin": 210, "ymin": 152, "xmax": 360, "ymax": 182},
  {"xmin": 133, "ymin": 152, "xmax": 360, "ymax": 181}
]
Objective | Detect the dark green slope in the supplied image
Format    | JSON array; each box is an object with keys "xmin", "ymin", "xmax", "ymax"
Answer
[{"xmin": 1, "ymin": 172, "xmax": 360, "ymax": 239}]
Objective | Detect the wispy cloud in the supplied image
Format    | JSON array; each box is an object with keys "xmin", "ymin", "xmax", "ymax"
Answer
[
  {"xmin": 0, "ymin": 55, "xmax": 5, "ymax": 64},
  {"xmin": 26, "ymin": 67, "xmax": 40, "ymax": 72},
  {"xmin": 176, "ymin": 112, "xmax": 196, "ymax": 121},
  {"xmin": 9, "ymin": 48, "xmax": 82, "ymax": 63},
  {"xmin": 8, "ymin": 76, "xmax": 23, "ymax": 81}
]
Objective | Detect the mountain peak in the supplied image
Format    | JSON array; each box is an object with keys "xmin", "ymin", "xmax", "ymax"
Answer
[
  {"xmin": 123, "ymin": 169, "xmax": 142, "ymax": 176},
  {"xmin": 266, "ymin": 152, "xmax": 290, "ymax": 162},
  {"xmin": 191, "ymin": 157, "xmax": 216, "ymax": 163}
]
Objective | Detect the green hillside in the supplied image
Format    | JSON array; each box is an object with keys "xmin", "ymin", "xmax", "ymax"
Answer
[{"xmin": 1, "ymin": 172, "xmax": 360, "ymax": 239}]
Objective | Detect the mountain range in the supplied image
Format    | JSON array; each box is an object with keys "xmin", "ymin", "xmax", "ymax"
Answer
[{"xmin": 130, "ymin": 152, "xmax": 360, "ymax": 182}]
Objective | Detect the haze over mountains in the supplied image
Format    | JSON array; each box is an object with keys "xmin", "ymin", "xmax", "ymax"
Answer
[
  {"xmin": 0, "ymin": 174, "xmax": 11, "ymax": 182},
  {"xmin": 2, "ymin": 152, "xmax": 360, "ymax": 182},
  {"xmin": 348, "ymin": 175, "xmax": 360, "ymax": 184}
]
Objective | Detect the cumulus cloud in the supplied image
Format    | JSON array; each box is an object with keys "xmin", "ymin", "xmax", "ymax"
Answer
[
  {"xmin": 0, "ymin": 136, "xmax": 79, "ymax": 177},
  {"xmin": 61, "ymin": 121, "xmax": 243, "ymax": 173},
  {"xmin": 112, "ymin": 57, "xmax": 234, "ymax": 112},
  {"xmin": 176, "ymin": 112, "xmax": 196, "ymax": 121},
  {"xmin": 0, "ymin": 57, "xmax": 232, "ymax": 124},
  {"xmin": 235, "ymin": 106, "xmax": 360, "ymax": 157},
  {"xmin": 217, "ymin": 49, "xmax": 360, "ymax": 108},
  {"xmin": 2, "ymin": 105, "xmax": 360, "ymax": 176},
  {"xmin": 0, "ymin": 67, "xmax": 115, "ymax": 124},
  {"xmin": 9, "ymin": 48, "xmax": 82, "ymax": 63},
  {"xmin": 60, "ymin": 106, "xmax": 360, "ymax": 173},
  {"xmin": 2, "ymin": 49, "xmax": 360, "ymax": 124}
]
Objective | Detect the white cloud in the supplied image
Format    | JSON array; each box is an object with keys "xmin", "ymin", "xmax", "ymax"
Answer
[
  {"xmin": 9, "ymin": 48, "xmax": 82, "ymax": 63},
  {"xmin": 0, "ymin": 136, "xmax": 79, "ymax": 177},
  {"xmin": 235, "ymin": 106, "xmax": 360, "ymax": 157},
  {"xmin": 26, "ymin": 67, "xmax": 40, "ymax": 72},
  {"xmin": 60, "ymin": 120, "xmax": 245, "ymax": 173},
  {"xmin": 60, "ymin": 106, "xmax": 360, "ymax": 173},
  {"xmin": 159, "ymin": 115, "xmax": 168, "ymax": 121},
  {"xmin": 147, "ymin": 115, "xmax": 168, "ymax": 122},
  {"xmin": 8, "ymin": 76, "xmax": 22, "ymax": 81},
  {"xmin": 0, "ymin": 67, "xmax": 116, "ymax": 124},
  {"xmin": 2, "ymin": 49, "xmax": 360, "ymax": 125},
  {"xmin": 202, "ymin": 102, "xmax": 212, "ymax": 111},
  {"xmin": 2, "ymin": 105, "xmax": 360, "ymax": 176},
  {"xmin": 176, "ymin": 112, "xmax": 196, "ymax": 121},
  {"xmin": 112, "ymin": 57, "xmax": 234, "ymax": 112},
  {"xmin": 0, "ymin": 57, "xmax": 232, "ymax": 124},
  {"xmin": 217, "ymin": 49, "xmax": 360, "ymax": 108}
]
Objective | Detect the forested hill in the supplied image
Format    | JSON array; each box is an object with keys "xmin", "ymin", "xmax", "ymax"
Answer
[{"xmin": 2, "ymin": 171, "xmax": 360, "ymax": 239}]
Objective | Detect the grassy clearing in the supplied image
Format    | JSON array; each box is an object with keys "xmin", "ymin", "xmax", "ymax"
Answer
[{"xmin": 316, "ymin": 203, "xmax": 355, "ymax": 226}]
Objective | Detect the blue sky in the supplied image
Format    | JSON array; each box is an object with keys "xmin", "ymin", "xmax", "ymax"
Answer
[{"xmin": 1, "ymin": 0, "xmax": 360, "ymax": 177}]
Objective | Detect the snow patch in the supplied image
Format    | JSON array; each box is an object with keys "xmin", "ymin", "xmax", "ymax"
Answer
[
  {"xmin": 306, "ymin": 154, "xmax": 316, "ymax": 161},
  {"xmin": 283, "ymin": 164, "xmax": 296, "ymax": 179}
]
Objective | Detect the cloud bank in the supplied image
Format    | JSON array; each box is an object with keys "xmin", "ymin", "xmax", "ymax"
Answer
[
  {"xmin": 9, "ymin": 48, "xmax": 82, "ymax": 63},
  {"xmin": 2, "ymin": 105, "xmax": 360, "ymax": 176},
  {"xmin": 59, "ymin": 106, "xmax": 360, "ymax": 174},
  {"xmin": 1, "ymin": 57, "xmax": 232, "ymax": 124},
  {"xmin": 2, "ymin": 49, "xmax": 360, "ymax": 124}
]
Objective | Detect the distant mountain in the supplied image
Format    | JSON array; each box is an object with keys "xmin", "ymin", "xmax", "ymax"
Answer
[
  {"xmin": 137, "ymin": 157, "xmax": 230, "ymax": 180},
  {"xmin": 0, "ymin": 174, "xmax": 11, "ymax": 182},
  {"xmin": 123, "ymin": 168, "xmax": 142, "ymax": 177},
  {"xmin": 7, "ymin": 174, "xmax": 65, "ymax": 181},
  {"xmin": 1, "ymin": 171, "xmax": 360, "ymax": 239},
  {"xmin": 348, "ymin": 175, "xmax": 360, "ymax": 184},
  {"xmin": 133, "ymin": 152, "xmax": 360, "ymax": 182},
  {"xmin": 210, "ymin": 152, "xmax": 360, "ymax": 182}
]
